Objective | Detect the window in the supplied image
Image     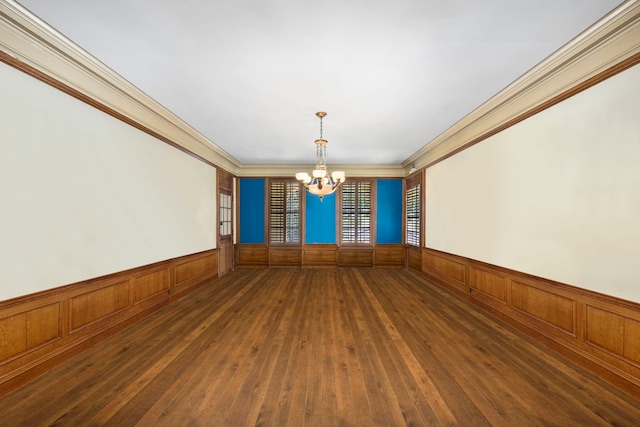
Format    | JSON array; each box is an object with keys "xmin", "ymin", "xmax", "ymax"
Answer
[
  {"xmin": 341, "ymin": 180, "xmax": 373, "ymax": 244},
  {"xmin": 269, "ymin": 180, "xmax": 301, "ymax": 244},
  {"xmin": 219, "ymin": 193, "xmax": 232, "ymax": 238},
  {"xmin": 406, "ymin": 176, "xmax": 421, "ymax": 246}
]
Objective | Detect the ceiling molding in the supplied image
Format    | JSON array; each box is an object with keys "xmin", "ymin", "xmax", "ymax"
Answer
[
  {"xmin": 2, "ymin": 1, "xmax": 396, "ymax": 180},
  {"xmin": 0, "ymin": 0, "xmax": 241, "ymax": 174},
  {"xmin": 238, "ymin": 164, "xmax": 406, "ymax": 178},
  {"xmin": 403, "ymin": 0, "xmax": 640, "ymax": 171},
  {"xmin": 3, "ymin": 0, "xmax": 637, "ymax": 179}
]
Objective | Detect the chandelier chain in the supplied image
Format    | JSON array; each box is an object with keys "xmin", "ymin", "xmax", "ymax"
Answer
[
  {"xmin": 317, "ymin": 114, "xmax": 325, "ymax": 166},
  {"xmin": 295, "ymin": 111, "xmax": 345, "ymax": 200}
]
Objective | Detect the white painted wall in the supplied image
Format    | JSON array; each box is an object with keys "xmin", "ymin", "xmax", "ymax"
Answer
[
  {"xmin": 0, "ymin": 62, "xmax": 217, "ymax": 301},
  {"xmin": 426, "ymin": 63, "xmax": 640, "ymax": 303}
]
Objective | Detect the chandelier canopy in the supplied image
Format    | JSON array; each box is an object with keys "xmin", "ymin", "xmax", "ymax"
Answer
[{"xmin": 295, "ymin": 112, "xmax": 345, "ymax": 199}]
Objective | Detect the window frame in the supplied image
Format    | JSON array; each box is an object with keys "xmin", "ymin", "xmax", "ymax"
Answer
[
  {"xmin": 219, "ymin": 192, "xmax": 233, "ymax": 241},
  {"xmin": 267, "ymin": 178, "xmax": 303, "ymax": 246},
  {"xmin": 405, "ymin": 172, "xmax": 423, "ymax": 247},
  {"xmin": 338, "ymin": 178, "xmax": 375, "ymax": 246}
]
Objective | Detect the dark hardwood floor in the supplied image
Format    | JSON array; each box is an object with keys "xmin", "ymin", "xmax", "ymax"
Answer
[{"xmin": 1, "ymin": 268, "xmax": 639, "ymax": 426}]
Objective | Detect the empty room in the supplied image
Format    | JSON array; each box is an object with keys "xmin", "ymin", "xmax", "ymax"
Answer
[{"xmin": 1, "ymin": 0, "xmax": 640, "ymax": 425}]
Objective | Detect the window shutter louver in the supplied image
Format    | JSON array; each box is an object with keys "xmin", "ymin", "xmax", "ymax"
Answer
[
  {"xmin": 341, "ymin": 180, "xmax": 372, "ymax": 244},
  {"xmin": 406, "ymin": 182, "xmax": 421, "ymax": 247},
  {"xmin": 270, "ymin": 180, "xmax": 300, "ymax": 244}
]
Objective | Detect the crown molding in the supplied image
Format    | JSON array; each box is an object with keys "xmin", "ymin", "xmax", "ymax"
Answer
[
  {"xmin": 3, "ymin": 0, "xmax": 638, "ymax": 179},
  {"xmin": 1, "ymin": 2, "xmax": 399, "ymax": 179},
  {"xmin": 403, "ymin": 0, "xmax": 640, "ymax": 171},
  {"xmin": 0, "ymin": 0, "xmax": 241, "ymax": 174},
  {"xmin": 238, "ymin": 163, "xmax": 406, "ymax": 178}
]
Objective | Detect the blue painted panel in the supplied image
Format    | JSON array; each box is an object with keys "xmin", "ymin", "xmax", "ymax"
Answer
[
  {"xmin": 305, "ymin": 192, "xmax": 336, "ymax": 244},
  {"xmin": 239, "ymin": 178, "xmax": 265, "ymax": 244},
  {"xmin": 376, "ymin": 179, "xmax": 403, "ymax": 244}
]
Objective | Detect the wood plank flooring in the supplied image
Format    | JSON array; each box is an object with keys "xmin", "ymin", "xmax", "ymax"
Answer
[{"xmin": 1, "ymin": 268, "xmax": 640, "ymax": 426}]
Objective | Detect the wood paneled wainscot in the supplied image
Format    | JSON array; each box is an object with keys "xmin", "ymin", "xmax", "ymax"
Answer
[
  {"xmin": 0, "ymin": 249, "xmax": 218, "ymax": 397},
  {"xmin": 302, "ymin": 245, "xmax": 338, "ymax": 267},
  {"xmin": 422, "ymin": 249, "xmax": 467, "ymax": 296},
  {"xmin": 237, "ymin": 244, "xmax": 404, "ymax": 268},
  {"xmin": 373, "ymin": 244, "xmax": 405, "ymax": 268},
  {"xmin": 269, "ymin": 247, "xmax": 302, "ymax": 267},
  {"xmin": 236, "ymin": 244, "xmax": 269, "ymax": 268},
  {"xmin": 339, "ymin": 248, "xmax": 373, "ymax": 267},
  {"xmin": 173, "ymin": 252, "xmax": 217, "ymax": 299},
  {"xmin": 417, "ymin": 247, "xmax": 640, "ymax": 400},
  {"xmin": 407, "ymin": 245, "xmax": 422, "ymax": 270}
]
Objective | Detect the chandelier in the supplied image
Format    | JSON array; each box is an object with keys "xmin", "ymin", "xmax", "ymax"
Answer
[{"xmin": 295, "ymin": 112, "xmax": 345, "ymax": 199}]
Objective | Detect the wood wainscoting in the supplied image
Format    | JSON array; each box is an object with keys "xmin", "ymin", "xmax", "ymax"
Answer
[
  {"xmin": 407, "ymin": 245, "xmax": 423, "ymax": 270},
  {"xmin": 269, "ymin": 247, "xmax": 303, "ymax": 267},
  {"xmin": 236, "ymin": 244, "xmax": 405, "ymax": 268},
  {"xmin": 415, "ymin": 247, "xmax": 640, "ymax": 400},
  {"xmin": 0, "ymin": 249, "xmax": 218, "ymax": 397},
  {"xmin": 302, "ymin": 244, "xmax": 339, "ymax": 267},
  {"xmin": 338, "ymin": 247, "xmax": 374, "ymax": 267},
  {"xmin": 373, "ymin": 244, "xmax": 405, "ymax": 268},
  {"xmin": 236, "ymin": 244, "xmax": 269, "ymax": 268}
]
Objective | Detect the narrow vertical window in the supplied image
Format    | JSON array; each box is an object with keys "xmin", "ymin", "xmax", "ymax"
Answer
[
  {"xmin": 269, "ymin": 180, "xmax": 301, "ymax": 244},
  {"xmin": 341, "ymin": 180, "xmax": 372, "ymax": 244},
  {"xmin": 219, "ymin": 193, "xmax": 232, "ymax": 237},
  {"xmin": 406, "ymin": 179, "xmax": 421, "ymax": 246}
]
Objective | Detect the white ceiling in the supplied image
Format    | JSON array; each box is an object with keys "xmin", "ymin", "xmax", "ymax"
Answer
[{"xmin": 17, "ymin": 0, "xmax": 624, "ymax": 166}]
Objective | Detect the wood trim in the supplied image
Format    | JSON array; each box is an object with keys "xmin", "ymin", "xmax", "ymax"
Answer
[
  {"xmin": 218, "ymin": 168, "xmax": 235, "ymax": 276},
  {"xmin": 339, "ymin": 248, "xmax": 374, "ymax": 267},
  {"xmin": 265, "ymin": 177, "xmax": 304, "ymax": 246},
  {"xmin": 422, "ymin": 249, "xmax": 468, "ymax": 297},
  {"xmin": 69, "ymin": 279, "xmax": 131, "ymax": 333},
  {"xmin": 405, "ymin": 170, "xmax": 422, "ymax": 189},
  {"xmin": 404, "ymin": 171, "xmax": 424, "ymax": 248},
  {"xmin": 302, "ymin": 244, "xmax": 339, "ymax": 267},
  {"xmin": 269, "ymin": 247, "xmax": 302, "ymax": 267},
  {"xmin": 337, "ymin": 178, "xmax": 376, "ymax": 247},
  {"xmin": 236, "ymin": 244, "xmax": 269, "ymax": 268},
  {"xmin": 418, "ymin": 246, "xmax": 640, "ymax": 400},
  {"xmin": 373, "ymin": 244, "xmax": 405, "ymax": 268},
  {"xmin": 407, "ymin": 245, "xmax": 422, "ymax": 271},
  {"xmin": 236, "ymin": 244, "xmax": 406, "ymax": 268},
  {"xmin": 0, "ymin": 249, "xmax": 218, "ymax": 397},
  {"xmin": 172, "ymin": 252, "xmax": 218, "ymax": 301},
  {"xmin": 217, "ymin": 169, "xmax": 234, "ymax": 242},
  {"xmin": 218, "ymin": 168, "xmax": 234, "ymax": 193}
]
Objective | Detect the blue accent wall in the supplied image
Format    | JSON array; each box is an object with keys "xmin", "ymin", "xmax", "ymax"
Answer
[
  {"xmin": 376, "ymin": 179, "xmax": 403, "ymax": 244},
  {"xmin": 305, "ymin": 192, "xmax": 336, "ymax": 244},
  {"xmin": 239, "ymin": 178, "xmax": 265, "ymax": 244}
]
